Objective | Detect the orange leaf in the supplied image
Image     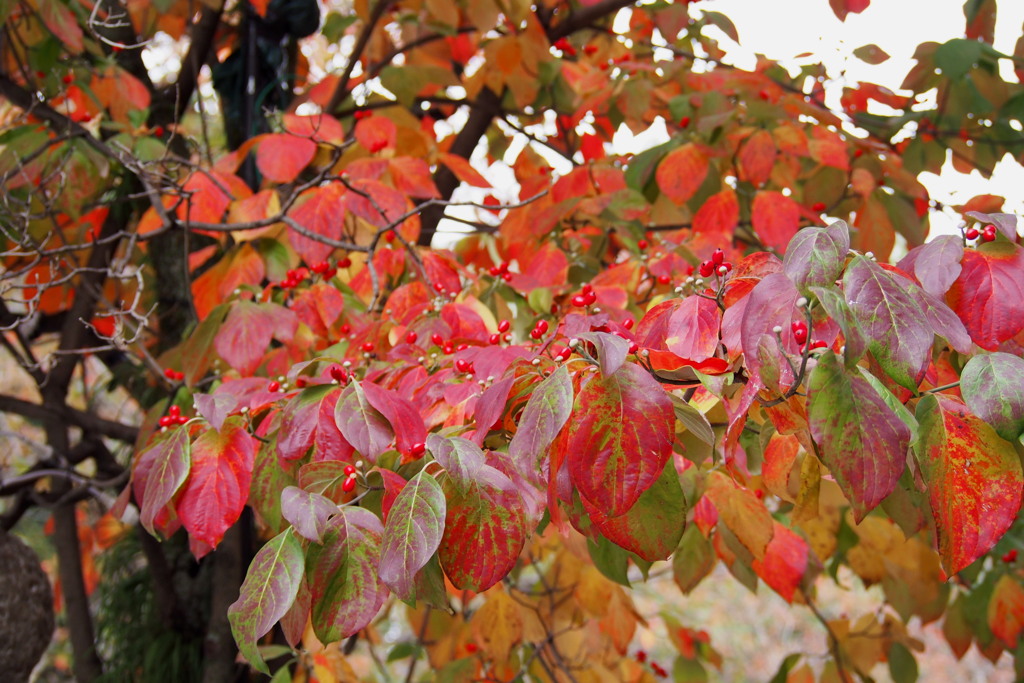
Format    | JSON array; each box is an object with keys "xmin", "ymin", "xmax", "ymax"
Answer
[
  {"xmin": 283, "ymin": 113, "xmax": 345, "ymax": 143},
  {"xmin": 255, "ymin": 133, "xmax": 317, "ymax": 184},
  {"xmin": 751, "ymin": 521, "xmax": 809, "ymax": 602},
  {"xmin": 39, "ymin": 0, "xmax": 84, "ymax": 53},
  {"xmin": 656, "ymin": 143, "xmax": 709, "ymax": 203},
  {"xmin": 989, "ymin": 575, "xmax": 1024, "ymax": 649},
  {"xmin": 692, "ymin": 188, "xmax": 739, "ymax": 238},
  {"xmin": 751, "ymin": 191, "xmax": 801, "ymax": 253},
  {"xmin": 738, "ymin": 130, "xmax": 776, "ymax": 187},
  {"xmin": 809, "ymin": 127, "xmax": 849, "ymax": 171},
  {"xmin": 439, "ymin": 152, "xmax": 490, "ymax": 188},
  {"xmin": 388, "ymin": 157, "xmax": 440, "ymax": 198}
]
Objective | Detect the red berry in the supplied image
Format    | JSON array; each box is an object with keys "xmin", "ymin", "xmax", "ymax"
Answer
[
  {"xmin": 680, "ymin": 116, "xmax": 690, "ymax": 128},
  {"xmin": 791, "ymin": 320, "xmax": 807, "ymax": 333},
  {"xmin": 501, "ymin": 271, "xmax": 513, "ymax": 282},
  {"xmin": 623, "ymin": 317, "xmax": 634, "ymax": 330},
  {"xmin": 628, "ymin": 341, "xmax": 639, "ymax": 354},
  {"xmin": 338, "ymin": 257, "xmax": 352, "ymax": 268},
  {"xmin": 1003, "ymin": 549, "xmax": 1018, "ymax": 563},
  {"xmin": 443, "ymin": 341, "xmax": 455, "ymax": 354},
  {"xmin": 62, "ymin": 74, "xmax": 73, "ymax": 84},
  {"xmin": 498, "ymin": 320, "xmax": 511, "ymax": 333},
  {"xmin": 164, "ymin": 368, "xmax": 177, "ymax": 379},
  {"xmin": 711, "ymin": 248, "xmax": 725, "ymax": 266},
  {"xmin": 168, "ymin": 405, "xmax": 181, "ymax": 417},
  {"xmin": 699, "ymin": 261, "xmax": 715, "ymax": 278},
  {"xmin": 581, "ymin": 283, "xmax": 593, "ymax": 295},
  {"xmin": 636, "ymin": 651, "xmax": 647, "ymax": 663},
  {"xmin": 409, "ymin": 442, "xmax": 426, "ymax": 458},
  {"xmin": 35, "ymin": 71, "xmax": 46, "ymax": 79},
  {"xmin": 965, "ymin": 227, "xmax": 980, "ymax": 240},
  {"xmin": 431, "ymin": 332, "xmax": 445, "ymax": 346},
  {"xmin": 295, "ymin": 377, "xmax": 308, "ymax": 388},
  {"xmin": 175, "ymin": 415, "xmax": 188, "ymax": 425},
  {"xmin": 344, "ymin": 464, "xmax": 357, "ymax": 475},
  {"xmin": 158, "ymin": 416, "xmax": 173, "ymax": 427},
  {"xmin": 534, "ymin": 319, "xmax": 549, "ymax": 334},
  {"xmin": 465, "ymin": 642, "xmax": 479, "ymax": 653},
  {"xmin": 583, "ymin": 290, "xmax": 597, "ymax": 305},
  {"xmin": 637, "ymin": 239, "xmax": 648, "ymax": 250},
  {"xmin": 489, "ymin": 333, "xmax": 501, "ymax": 345},
  {"xmin": 530, "ymin": 328, "xmax": 543, "ymax": 339},
  {"xmin": 342, "ymin": 475, "xmax": 357, "ymax": 492},
  {"xmin": 406, "ymin": 331, "xmax": 418, "ymax": 344},
  {"xmin": 153, "ymin": 125, "xmax": 165, "ymax": 137},
  {"xmin": 340, "ymin": 323, "xmax": 352, "ymax": 335},
  {"xmin": 383, "ymin": 231, "xmax": 396, "ymax": 243},
  {"xmin": 571, "ymin": 294, "xmax": 589, "ymax": 307},
  {"xmin": 455, "ymin": 359, "xmax": 473, "ymax": 373},
  {"xmin": 812, "ymin": 202, "xmax": 827, "ymax": 211},
  {"xmin": 433, "ymin": 282, "xmax": 446, "ymax": 293},
  {"xmin": 583, "ymin": 44, "xmax": 598, "ymax": 56},
  {"xmin": 456, "ymin": 343, "xmax": 468, "ymax": 351},
  {"xmin": 330, "ymin": 366, "xmax": 346, "ymax": 382},
  {"xmin": 354, "ymin": 110, "xmax": 373, "ymax": 120},
  {"xmin": 268, "ymin": 381, "xmax": 281, "ymax": 392},
  {"xmin": 793, "ymin": 327, "xmax": 808, "ymax": 344},
  {"xmin": 174, "ymin": 370, "xmax": 185, "ymax": 381},
  {"xmin": 982, "ymin": 225, "xmax": 997, "ymax": 242},
  {"xmin": 361, "ymin": 341, "xmax": 374, "ymax": 353},
  {"xmin": 811, "ymin": 339, "xmax": 828, "ymax": 349},
  {"xmin": 657, "ymin": 274, "xmax": 670, "ymax": 285}
]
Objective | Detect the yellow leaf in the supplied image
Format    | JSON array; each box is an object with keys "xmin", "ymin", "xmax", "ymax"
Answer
[{"xmin": 471, "ymin": 588, "xmax": 523, "ymax": 663}]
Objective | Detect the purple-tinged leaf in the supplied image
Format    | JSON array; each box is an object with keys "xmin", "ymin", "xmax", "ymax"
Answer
[
  {"xmin": 277, "ymin": 385, "xmax": 334, "ymax": 461},
  {"xmin": 306, "ymin": 507, "xmax": 387, "ymax": 643},
  {"xmin": 280, "ymin": 579, "xmax": 310, "ymax": 648},
  {"xmin": 379, "ymin": 469, "xmax": 445, "ymax": 601},
  {"xmin": 576, "ymin": 331, "xmax": 631, "ymax": 377},
  {"xmin": 281, "ymin": 486, "xmax": 337, "ymax": 542},
  {"xmin": 808, "ymin": 351, "xmax": 910, "ymax": 521},
  {"xmin": 898, "ymin": 235, "xmax": 963, "ymax": 299},
  {"xmin": 426, "ymin": 434, "xmax": 483, "ymax": 495},
  {"xmin": 469, "ymin": 375, "xmax": 513, "ymax": 445},
  {"xmin": 583, "ymin": 459, "xmax": 686, "ymax": 561},
  {"xmin": 960, "ymin": 353, "xmax": 1024, "ymax": 442},
  {"xmin": 249, "ymin": 441, "xmax": 295, "ymax": 532},
  {"xmin": 438, "ymin": 464, "xmax": 529, "ymax": 591},
  {"xmin": 334, "ymin": 381, "xmax": 394, "ymax": 462},
  {"xmin": 914, "ymin": 394, "xmax": 1023, "ymax": 574},
  {"xmin": 314, "ymin": 389, "xmax": 353, "ymax": 462},
  {"xmin": 193, "ymin": 393, "xmax": 236, "ymax": 432},
  {"xmin": 361, "ymin": 382, "xmax": 426, "ymax": 455},
  {"xmin": 782, "ymin": 220, "xmax": 850, "ymax": 294},
  {"xmin": 214, "ymin": 301, "xmax": 297, "ymax": 376},
  {"xmin": 136, "ymin": 427, "xmax": 191, "ymax": 536},
  {"xmin": 228, "ymin": 529, "xmax": 304, "ymax": 674},
  {"xmin": 665, "ymin": 295, "xmax": 722, "ymax": 362},
  {"xmin": 508, "ymin": 365, "xmax": 573, "ymax": 482},
  {"xmin": 568, "ymin": 362, "xmax": 674, "ymax": 516},
  {"xmin": 965, "ymin": 211, "xmax": 1018, "ymax": 241},
  {"xmin": 811, "ymin": 286, "xmax": 867, "ymax": 368},
  {"xmin": 741, "ymin": 272, "xmax": 799, "ymax": 386},
  {"xmin": 843, "ymin": 255, "xmax": 963, "ymax": 389}
]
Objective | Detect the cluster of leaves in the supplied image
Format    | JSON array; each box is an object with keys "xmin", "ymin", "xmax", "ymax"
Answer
[{"xmin": 2, "ymin": 0, "xmax": 1024, "ymax": 680}]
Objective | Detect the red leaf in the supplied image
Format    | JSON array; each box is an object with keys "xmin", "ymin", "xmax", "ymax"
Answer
[
  {"xmin": 288, "ymin": 183, "xmax": 347, "ymax": 265},
  {"xmin": 178, "ymin": 417, "xmax": 258, "ymax": 556},
  {"xmin": 334, "ymin": 382, "xmax": 394, "ymax": 462},
  {"xmin": 752, "ymin": 191, "xmax": 801, "ymax": 253},
  {"xmin": 692, "ymin": 189, "xmax": 739, "ymax": 238},
  {"xmin": 214, "ymin": 301, "xmax": 298, "ymax": 376},
  {"xmin": 388, "ymin": 156, "xmax": 440, "ymax": 198},
  {"xmin": 355, "ymin": 116, "xmax": 396, "ymax": 153},
  {"xmin": 256, "ymin": 133, "xmax": 317, "ymax": 184},
  {"xmin": 664, "ymin": 295, "xmax": 721, "ymax": 362},
  {"xmin": 989, "ymin": 575, "xmax": 1024, "ymax": 649},
  {"xmin": 751, "ymin": 521, "xmax": 809, "ymax": 603},
  {"xmin": 378, "ymin": 470, "xmax": 445, "ymax": 600},
  {"xmin": 135, "ymin": 427, "xmax": 191, "ymax": 536},
  {"xmin": 283, "ymin": 113, "xmax": 345, "ymax": 143},
  {"xmin": 39, "ymin": 0, "xmax": 84, "ymax": 53},
  {"xmin": 914, "ymin": 394, "xmax": 1023, "ymax": 574},
  {"xmin": 508, "ymin": 241, "xmax": 569, "ymax": 291},
  {"xmin": 439, "ymin": 152, "xmax": 491, "ymax": 188},
  {"xmin": 361, "ymin": 382, "xmax": 427, "ymax": 455},
  {"xmin": 178, "ymin": 171, "xmax": 251, "ymax": 225},
  {"xmin": 829, "ymin": 0, "xmax": 870, "ymax": 22},
  {"xmin": 809, "ymin": 127, "xmax": 849, "ymax": 171},
  {"xmin": 946, "ymin": 243, "xmax": 1024, "ymax": 350},
  {"xmin": 738, "ymin": 130, "xmax": 776, "ymax": 187},
  {"xmin": 655, "ymin": 143, "xmax": 710, "ymax": 203},
  {"xmin": 567, "ymin": 362, "xmax": 675, "ymax": 516},
  {"xmin": 276, "ymin": 386, "xmax": 336, "ymax": 461}
]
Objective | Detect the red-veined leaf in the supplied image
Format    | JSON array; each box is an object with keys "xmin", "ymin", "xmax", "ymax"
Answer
[
  {"xmin": 429, "ymin": 436, "xmax": 529, "ymax": 591},
  {"xmin": 808, "ymin": 352, "xmax": 911, "ymax": 520},
  {"xmin": 960, "ymin": 352, "xmax": 1024, "ymax": 442},
  {"xmin": 276, "ymin": 385, "xmax": 335, "ymax": 461},
  {"xmin": 584, "ymin": 459, "xmax": 685, "ymax": 562},
  {"xmin": 227, "ymin": 529, "xmax": 304, "ymax": 674},
  {"xmin": 306, "ymin": 507, "xmax": 387, "ymax": 643},
  {"xmin": 692, "ymin": 188, "xmax": 739, "ymax": 238},
  {"xmin": 378, "ymin": 470, "xmax": 446, "ymax": 601},
  {"xmin": 664, "ymin": 295, "xmax": 721, "ymax": 363},
  {"xmin": 782, "ymin": 219, "xmax": 850, "ymax": 295},
  {"xmin": 136, "ymin": 428, "xmax": 191, "ymax": 536},
  {"xmin": 298, "ymin": 461, "xmax": 355, "ymax": 504},
  {"xmin": 334, "ymin": 381, "xmax": 394, "ymax": 462},
  {"xmin": 946, "ymin": 242, "xmax": 1024, "ymax": 350},
  {"xmin": 655, "ymin": 143, "xmax": 709, "ymax": 203},
  {"xmin": 738, "ymin": 130, "xmax": 776, "ymax": 187},
  {"xmin": 256, "ymin": 133, "xmax": 317, "ymax": 184},
  {"xmin": 280, "ymin": 486, "xmax": 337, "ymax": 543},
  {"xmin": 752, "ymin": 191, "xmax": 801, "ymax": 253},
  {"xmin": 178, "ymin": 418, "xmax": 257, "ymax": 556},
  {"xmin": 567, "ymin": 362, "xmax": 674, "ymax": 516},
  {"xmin": 914, "ymin": 394, "xmax": 1023, "ymax": 574}
]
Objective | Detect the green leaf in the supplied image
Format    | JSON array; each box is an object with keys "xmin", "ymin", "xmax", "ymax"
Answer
[
  {"xmin": 672, "ymin": 525, "xmax": 715, "ymax": 594},
  {"xmin": 306, "ymin": 508, "xmax": 387, "ymax": 644},
  {"xmin": 808, "ymin": 352, "xmax": 911, "ymax": 520},
  {"xmin": 334, "ymin": 381, "xmax": 393, "ymax": 462},
  {"xmin": 228, "ymin": 529, "xmax": 304, "ymax": 674},
  {"xmin": 379, "ymin": 470, "xmax": 446, "ymax": 600},
  {"xmin": 508, "ymin": 365, "xmax": 573, "ymax": 482},
  {"xmin": 960, "ymin": 352, "xmax": 1024, "ymax": 442},
  {"xmin": 914, "ymin": 394, "xmax": 1023, "ymax": 574},
  {"xmin": 888, "ymin": 641, "xmax": 919, "ymax": 683},
  {"xmin": 670, "ymin": 394, "xmax": 715, "ymax": 446},
  {"xmin": 854, "ymin": 43, "xmax": 891, "ymax": 64},
  {"xmin": 935, "ymin": 38, "xmax": 984, "ymax": 79}
]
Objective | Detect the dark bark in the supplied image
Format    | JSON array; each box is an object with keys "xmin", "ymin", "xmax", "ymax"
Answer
[{"xmin": 201, "ymin": 522, "xmax": 246, "ymax": 683}]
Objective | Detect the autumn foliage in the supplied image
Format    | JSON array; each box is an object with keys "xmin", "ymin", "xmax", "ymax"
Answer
[{"xmin": 2, "ymin": 0, "xmax": 1024, "ymax": 681}]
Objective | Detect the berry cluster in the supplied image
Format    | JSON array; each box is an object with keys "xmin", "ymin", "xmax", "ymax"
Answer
[
  {"xmin": 570, "ymin": 283, "xmax": 597, "ymax": 307},
  {"xmin": 529, "ymin": 318, "xmax": 549, "ymax": 340},
  {"xmin": 488, "ymin": 319, "xmax": 512, "ymax": 345},
  {"xmin": 310, "ymin": 261, "xmax": 338, "ymax": 279},
  {"xmin": 698, "ymin": 248, "xmax": 732, "ymax": 278},
  {"xmin": 633, "ymin": 651, "xmax": 667, "ymax": 677},
  {"xmin": 163, "ymin": 368, "xmax": 185, "ymax": 382},
  {"xmin": 487, "ymin": 261, "xmax": 513, "ymax": 281},
  {"xmin": 330, "ymin": 365, "xmax": 350, "ymax": 383},
  {"xmin": 791, "ymin": 319, "xmax": 828, "ymax": 353},
  {"xmin": 552, "ymin": 37, "xmax": 576, "ymax": 56},
  {"xmin": 965, "ymin": 224, "xmax": 997, "ymax": 243},
  {"xmin": 1003, "ymin": 549, "xmax": 1018, "ymax": 564},
  {"xmin": 342, "ymin": 464, "xmax": 358, "ymax": 492},
  {"xmin": 158, "ymin": 405, "xmax": 188, "ymax": 428},
  {"xmin": 280, "ymin": 268, "xmax": 309, "ymax": 289}
]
